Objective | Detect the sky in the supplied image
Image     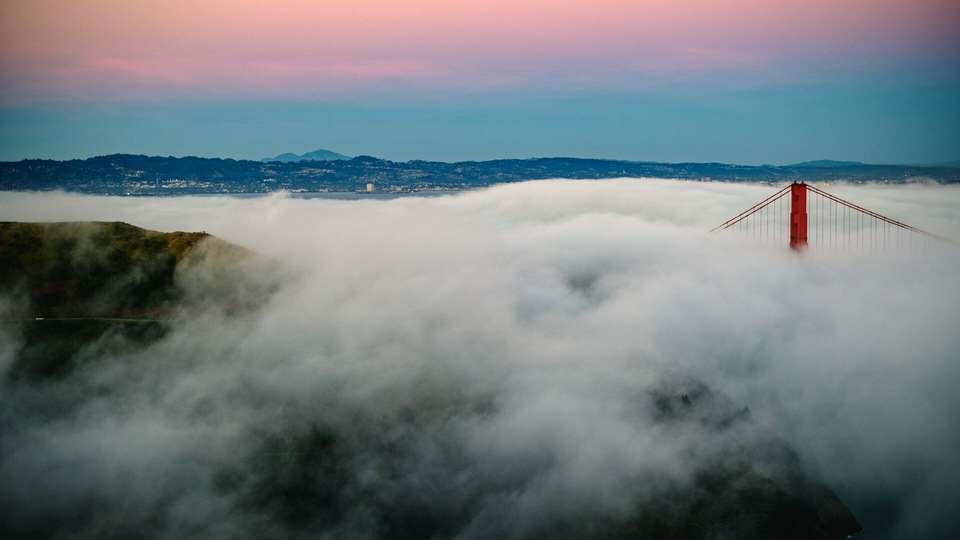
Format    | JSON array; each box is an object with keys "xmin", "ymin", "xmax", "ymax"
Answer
[
  {"xmin": 2, "ymin": 181, "xmax": 959, "ymax": 538},
  {"xmin": 1, "ymin": 1, "xmax": 959, "ymax": 164}
]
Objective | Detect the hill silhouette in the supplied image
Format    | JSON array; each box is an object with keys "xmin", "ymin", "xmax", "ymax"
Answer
[{"xmin": 262, "ymin": 149, "xmax": 351, "ymax": 163}]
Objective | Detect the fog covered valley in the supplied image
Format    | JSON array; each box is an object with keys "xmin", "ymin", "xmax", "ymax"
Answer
[{"xmin": 2, "ymin": 179, "xmax": 959, "ymax": 539}]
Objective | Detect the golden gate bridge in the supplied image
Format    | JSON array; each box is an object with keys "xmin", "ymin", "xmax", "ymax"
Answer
[{"xmin": 711, "ymin": 182, "xmax": 950, "ymax": 251}]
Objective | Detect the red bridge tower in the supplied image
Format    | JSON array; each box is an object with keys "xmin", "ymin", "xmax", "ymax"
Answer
[
  {"xmin": 789, "ymin": 182, "xmax": 808, "ymax": 250},
  {"xmin": 710, "ymin": 180, "xmax": 947, "ymax": 251}
]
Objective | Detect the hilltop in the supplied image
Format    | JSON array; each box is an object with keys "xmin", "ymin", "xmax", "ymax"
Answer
[{"xmin": 0, "ymin": 221, "xmax": 280, "ymax": 379}]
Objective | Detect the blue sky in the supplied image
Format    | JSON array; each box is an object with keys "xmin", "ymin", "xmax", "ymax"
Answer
[{"xmin": 1, "ymin": 1, "xmax": 958, "ymax": 165}]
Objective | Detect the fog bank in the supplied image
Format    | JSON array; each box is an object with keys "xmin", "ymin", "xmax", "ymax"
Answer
[{"xmin": 1, "ymin": 179, "xmax": 958, "ymax": 538}]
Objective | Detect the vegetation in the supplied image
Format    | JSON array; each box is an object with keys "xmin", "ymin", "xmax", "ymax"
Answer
[
  {"xmin": 205, "ymin": 382, "xmax": 861, "ymax": 540},
  {"xmin": 0, "ymin": 221, "xmax": 275, "ymax": 379},
  {"xmin": 608, "ymin": 383, "xmax": 861, "ymax": 539},
  {"xmin": 1, "ymin": 221, "xmax": 209, "ymax": 318}
]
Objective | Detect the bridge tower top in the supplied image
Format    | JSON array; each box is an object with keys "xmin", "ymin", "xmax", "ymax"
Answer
[
  {"xmin": 710, "ymin": 181, "xmax": 949, "ymax": 251},
  {"xmin": 789, "ymin": 182, "xmax": 808, "ymax": 250}
]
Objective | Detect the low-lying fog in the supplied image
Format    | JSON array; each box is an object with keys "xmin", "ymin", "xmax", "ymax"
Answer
[{"xmin": 1, "ymin": 179, "xmax": 959, "ymax": 538}]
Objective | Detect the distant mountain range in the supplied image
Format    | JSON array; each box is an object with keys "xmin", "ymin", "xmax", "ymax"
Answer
[
  {"xmin": 788, "ymin": 160, "xmax": 866, "ymax": 168},
  {"xmin": 262, "ymin": 149, "xmax": 351, "ymax": 163},
  {"xmin": 2, "ymin": 153, "xmax": 958, "ymax": 195}
]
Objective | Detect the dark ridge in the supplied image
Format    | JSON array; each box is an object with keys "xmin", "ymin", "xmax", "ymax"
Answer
[{"xmin": 2, "ymin": 154, "xmax": 958, "ymax": 195}]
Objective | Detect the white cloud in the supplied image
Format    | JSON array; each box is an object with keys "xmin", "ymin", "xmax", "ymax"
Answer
[{"xmin": 1, "ymin": 179, "xmax": 958, "ymax": 538}]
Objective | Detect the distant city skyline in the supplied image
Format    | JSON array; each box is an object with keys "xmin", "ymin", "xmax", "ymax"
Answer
[{"xmin": 1, "ymin": 1, "xmax": 958, "ymax": 165}]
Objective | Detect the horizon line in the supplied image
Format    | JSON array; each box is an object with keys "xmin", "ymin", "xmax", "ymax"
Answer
[{"xmin": 3, "ymin": 152, "xmax": 959, "ymax": 169}]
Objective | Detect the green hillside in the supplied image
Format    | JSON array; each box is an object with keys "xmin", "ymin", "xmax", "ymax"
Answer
[
  {"xmin": 0, "ymin": 221, "xmax": 276, "ymax": 379},
  {"xmin": 1, "ymin": 221, "xmax": 212, "ymax": 318}
]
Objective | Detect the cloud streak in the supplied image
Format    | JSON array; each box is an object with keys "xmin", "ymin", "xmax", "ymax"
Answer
[
  {"xmin": 1, "ymin": 179, "xmax": 958, "ymax": 538},
  {"xmin": 3, "ymin": 0, "xmax": 958, "ymax": 102}
]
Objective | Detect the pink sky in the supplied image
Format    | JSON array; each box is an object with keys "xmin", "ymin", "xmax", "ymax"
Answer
[{"xmin": 2, "ymin": 0, "xmax": 958, "ymax": 101}]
